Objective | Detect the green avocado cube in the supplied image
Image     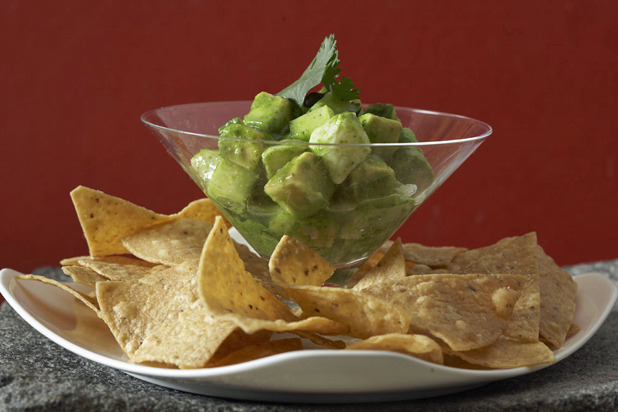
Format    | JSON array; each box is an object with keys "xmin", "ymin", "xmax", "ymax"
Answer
[
  {"xmin": 335, "ymin": 194, "xmax": 416, "ymax": 240},
  {"xmin": 359, "ymin": 113, "xmax": 402, "ymax": 161},
  {"xmin": 218, "ymin": 123, "xmax": 272, "ymax": 172},
  {"xmin": 269, "ymin": 211, "xmax": 340, "ymax": 249},
  {"xmin": 309, "ymin": 92, "xmax": 362, "ymax": 115},
  {"xmin": 334, "ymin": 155, "xmax": 400, "ymax": 202},
  {"xmin": 190, "ymin": 149, "xmax": 221, "ymax": 191},
  {"xmin": 365, "ymin": 103, "xmax": 399, "ymax": 120},
  {"xmin": 261, "ymin": 141, "xmax": 308, "ymax": 179},
  {"xmin": 206, "ymin": 157, "xmax": 259, "ymax": 214},
  {"xmin": 309, "ymin": 112, "xmax": 371, "ymax": 184},
  {"xmin": 243, "ymin": 91, "xmax": 293, "ymax": 134},
  {"xmin": 218, "ymin": 117, "xmax": 243, "ymax": 134},
  {"xmin": 399, "ymin": 127, "xmax": 418, "ymax": 143},
  {"xmin": 390, "ymin": 146, "xmax": 435, "ymax": 193},
  {"xmin": 235, "ymin": 219, "xmax": 281, "ymax": 257},
  {"xmin": 264, "ymin": 152, "xmax": 334, "ymax": 218},
  {"xmin": 289, "ymin": 105, "xmax": 335, "ymax": 141}
]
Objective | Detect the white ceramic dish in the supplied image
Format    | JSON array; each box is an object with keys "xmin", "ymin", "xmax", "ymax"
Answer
[{"xmin": 0, "ymin": 269, "xmax": 615, "ymax": 403}]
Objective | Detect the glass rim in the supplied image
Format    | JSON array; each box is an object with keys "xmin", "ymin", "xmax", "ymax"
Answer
[{"xmin": 140, "ymin": 101, "xmax": 493, "ymax": 147}]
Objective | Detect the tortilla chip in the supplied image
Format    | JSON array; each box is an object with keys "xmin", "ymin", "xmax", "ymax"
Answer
[
  {"xmin": 70, "ymin": 186, "xmax": 174, "ymax": 257},
  {"xmin": 73, "ymin": 259, "xmax": 165, "ymax": 282},
  {"xmin": 61, "ymin": 265, "xmax": 107, "ymax": 287},
  {"xmin": 536, "ymin": 245, "xmax": 578, "ymax": 348},
  {"xmin": 122, "ymin": 218, "xmax": 212, "ymax": 266},
  {"xmin": 17, "ymin": 274, "xmax": 99, "ymax": 312},
  {"xmin": 566, "ymin": 323, "xmax": 581, "ymax": 339},
  {"xmin": 444, "ymin": 335, "xmax": 555, "ymax": 368},
  {"xmin": 446, "ymin": 232, "xmax": 541, "ymax": 342},
  {"xmin": 380, "ymin": 241, "xmax": 466, "ymax": 267},
  {"xmin": 269, "ymin": 235, "xmax": 334, "ymax": 287},
  {"xmin": 61, "ymin": 255, "xmax": 156, "ymax": 268},
  {"xmin": 284, "ymin": 285, "xmax": 411, "ymax": 339},
  {"xmin": 172, "ymin": 197, "xmax": 232, "ymax": 228},
  {"xmin": 360, "ymin": 274, "xmax": 525, "ymax": 351},
  {"xmin": 206, "ymin": 338, "xmax": 303, "ymax": 367},
  {"xmin": 235, "ymin": 243, "xmax": 288, "ymax": 300},
  {"xmin": 197, "ymin": 217, "xmax": 347, "ymax": 342},
  {"xmin": 96, "ymin": 266, "xmax": 238, "ymax": 368},
  {"xmin": 352, "ymin": 239, "xmax": 406, "ymax": 289},
  {"xmin": 346, "ymin": 333, "xmax": 443, "ymax": 364}
]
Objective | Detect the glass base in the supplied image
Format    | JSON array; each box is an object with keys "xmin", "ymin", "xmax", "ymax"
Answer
[{"xmin": 326, "ymin": 258, "xmax": 368, "ymax": 287}]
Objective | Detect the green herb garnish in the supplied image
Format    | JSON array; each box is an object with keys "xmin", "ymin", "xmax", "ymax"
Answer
[{"xmin": 277, "ymin": 34, "xmax": 359, "ymax": 107}]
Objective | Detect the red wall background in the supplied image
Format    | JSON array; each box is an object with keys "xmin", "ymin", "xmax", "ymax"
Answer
[{"xmin": 1, "ymin": 1, "xmax": 617, "ymax": 281}]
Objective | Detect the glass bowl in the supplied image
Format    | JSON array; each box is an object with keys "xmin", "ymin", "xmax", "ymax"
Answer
[{"xmin": 141, "ymin": 101, "xmax": 491, "ymax": 283}]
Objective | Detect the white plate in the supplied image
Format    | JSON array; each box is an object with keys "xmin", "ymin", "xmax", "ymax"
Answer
[{"xmin": 0, "ymin": 269, "xmax": 616, "ymax": 403}]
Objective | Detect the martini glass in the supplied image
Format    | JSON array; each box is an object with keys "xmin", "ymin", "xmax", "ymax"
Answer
[{"xmin": 141, "ymin": 102, "xmax": 491, "ymax": 284}]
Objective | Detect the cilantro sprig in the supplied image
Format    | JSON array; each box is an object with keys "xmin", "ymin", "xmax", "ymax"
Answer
[{"xmin": 277, "ymin": 35, "xmax": 360, "ymax": 107}]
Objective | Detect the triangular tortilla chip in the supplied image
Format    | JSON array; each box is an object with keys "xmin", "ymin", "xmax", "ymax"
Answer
[
  {"xmin": 284, "ymin": 285, "xmax": 410, "ymax": 339},
  {"xmin": 172, "ymin": 197, "xmax": 232, "ymax": 228},
  {"xmin": 197, "ymin": 217, "xmax": 347, "ymax": 344},
  {"xmin": 360, "ymin": 273, "xmax": 525, "ymax": 351},
  {"xmin": 446, "ymin": 232, "xmax": 541, "ymax": 342},
  {"xmin": 17, "ymin": 274, "xmax": 99, "ymax": 312},
  {"xmin": 61, "ymin": 265, "xmax": 107, "ymax": 287},
  {"xmin": 353, "ymin": 239, "xmax": 406, "ymax": 289},
  {"xmin": 537, "ymin": 245, "xmax": 577, "ymax": 348},
  {"xmin": 346, "ymin": 333, "xmax": 443, "ymax": 364},
  {"xmin": 269, "ymin": 235, "xmax": 334, "ymax": 287},
  {"xmin": 443, "ymin": 335, "xmax": 555, "ymax": 368},
  {"xmin": 70, "ymin": 186, "xmax": 173, "ymax": 257},
  {"xmin": 96, "ymin": 266, "xmax": 238, "ymax": 368},
  {"xmin": 121, "ymin": 218, "xmax": 212, "ymax": 266}
]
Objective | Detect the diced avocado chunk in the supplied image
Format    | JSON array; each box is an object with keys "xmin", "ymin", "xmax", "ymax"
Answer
[
  {"xmin": 234, "ymin": 218, "xmax": 281, "ymax": 257},
  {"xmin": 390, "ymin": 146, "xmax": 435, "ymax": 193},
  {"xmin": 269, "ymin": 211, "xmax": 340, "ymax": 249},
  {"xmin": 206, "ymin": 158, "xmax": 259, "ymax": 214},
  {"xmin": 243, "ymin": 91, "xmax": 293, "ymax": 134},
  {"xmin": 399, "ymin": 127, "xmax": 418, "ymax": 143},
  {"xmin": 218, "ymin": 117, "xmax": 243, "ymax": 134},
  {"xmin": 289, "ymin": 105, "xmax": 335, "ymax": 141},
  {"xmin": 333, "ymin": 194, "xmax": 416, "ymax": 241},
  {"xmin": 261, "ymin": 141, "xmax": 308, "ymax": 179},
  {"xmin": 264, "ymin": 152, "xmax": 334, "ymax": 218},
  {"xmin": 359, "ymin": 113, "xmax": 402, "ymax": 161},
  {"xmin": 218, "ymin": 123, "xmax": 272, "ymax": 171},
  {"xmin": 190, "ymin": 149, "xmax": 221, "ymax": 191},
  {"xmin": 334, "ymin": 155, "xmax": 400, "ymax": 202},
  {"xmin": 309, "ymin": 92, "xmax": 362, "ymax": 115},
  {"xmin": 365, "ymin": 103, "xmax": 399, "ymax": 120},
  {"xmin": 309, "ymin": 112, "xmax": 371, "ymax": 184}
]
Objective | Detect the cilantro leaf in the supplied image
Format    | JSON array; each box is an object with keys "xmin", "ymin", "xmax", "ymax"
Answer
[
  {"xmin": 277, "ymin": 35, "xmax": 338, "ymax": 106},
  {"xmin": 326, "ymin": 75, "xmax": 360, "ymax": 101}
]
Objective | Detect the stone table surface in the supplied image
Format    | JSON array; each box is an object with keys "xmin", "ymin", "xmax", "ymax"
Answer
[{"xmin": 1, "ymin": 260, "xmax": 617, "ymax": 411}]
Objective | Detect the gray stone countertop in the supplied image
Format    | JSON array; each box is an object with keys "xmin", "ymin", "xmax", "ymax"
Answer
[{"xmin": 1, "ymin": 260, "xmax": 617, "ymax": 411}]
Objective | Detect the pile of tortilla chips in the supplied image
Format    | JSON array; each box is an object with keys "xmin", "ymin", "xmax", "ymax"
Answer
[{"xmin": 18, "ymin": 186, "xmax": 578, "ymax": 369}]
